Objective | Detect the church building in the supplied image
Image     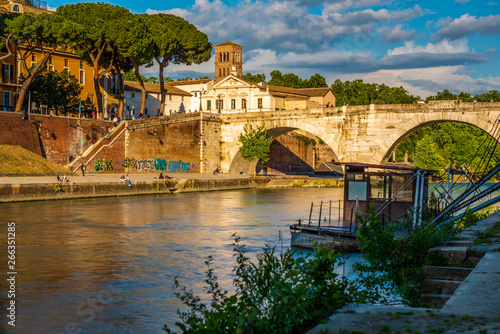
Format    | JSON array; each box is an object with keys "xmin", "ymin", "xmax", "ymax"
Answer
[{"xmin": 169, "ymin": 41, "xmax": 336, "ymax": 114}]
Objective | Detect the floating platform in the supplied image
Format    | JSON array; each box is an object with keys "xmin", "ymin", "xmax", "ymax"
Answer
[{"xmin": 289, "ymin": 224, "xmax": 360, "ymax": 252}]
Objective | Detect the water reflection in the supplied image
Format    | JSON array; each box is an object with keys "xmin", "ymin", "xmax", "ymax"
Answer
[{"xmin": 0, "ymin": 187, "xmax": 348, "ymax": 334}]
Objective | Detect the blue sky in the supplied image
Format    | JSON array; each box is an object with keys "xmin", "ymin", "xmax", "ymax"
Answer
[{"xmin": 47, "ymin": 0, "xmax": 500, "ymax": 98}]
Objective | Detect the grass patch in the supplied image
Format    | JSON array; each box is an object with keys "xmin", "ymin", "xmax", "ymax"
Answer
[{"xmin": 0, "ymin": 145, "xmax": 73, "ymax": 176}]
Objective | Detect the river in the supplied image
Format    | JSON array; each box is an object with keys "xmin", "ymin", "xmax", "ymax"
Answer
[{"xmin": 0, "ymin": 187, "xmax": 360, "ymax": 334}]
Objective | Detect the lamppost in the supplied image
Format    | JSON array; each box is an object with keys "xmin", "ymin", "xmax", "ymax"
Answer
[
  {"xmin": 343, "ymin": 88, "xmax": 346, "ymax": 106},
  {"xmin": 371, "ymin": 84, "xmax": 374, "ymax": 104}
]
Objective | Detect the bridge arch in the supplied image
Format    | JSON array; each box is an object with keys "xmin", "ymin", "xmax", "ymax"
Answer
[
  {"xmin": 226, "ymin": 119, "xmax": 342, "ymax": 175},
  {"xmin": 377, "ymin": 112, "xmax": 497, "ymax": 164}
]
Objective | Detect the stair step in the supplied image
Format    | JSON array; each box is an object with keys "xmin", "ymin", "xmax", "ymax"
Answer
[
  {"xmin": 421, "ymin": 293, "xmax": 452, "ymax": 307},
  {"xmin": 443, "ymin": 240, "xmax": 472, "ymax": 247},
  {"xmin": 423, "ymin": 265, "xmax": 472, "ymax": 281},
  {"xmin": 428, "ymin": 246, "xmax": 468, "ymax": 266},
  {"xmin": 422, "ymin": 278, "xmax": 462, "ymax": 295}
]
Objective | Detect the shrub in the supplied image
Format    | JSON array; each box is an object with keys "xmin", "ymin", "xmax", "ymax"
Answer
[{"xmin": 164, "ymin": 235, "xmax": 357, "ymax": 333}]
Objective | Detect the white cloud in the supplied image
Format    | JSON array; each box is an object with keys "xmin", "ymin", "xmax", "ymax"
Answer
[
  {"xmin": 387, "ymin": 39, "xmax": 469, "ymax": 56},
  {"xmin": 486, "ymin": 48, "xmax": 498, "ymax": 53},
  {"xmin": 379, "ymin": 24, "xmax": 420, "ymax": 43},
  {"xmin": 455, "ymin": 0, "xmax": 470, "ymax": 3},
  {"xmin": 434, "ymin": 14, "xmax": 500, "ymax": 40}
]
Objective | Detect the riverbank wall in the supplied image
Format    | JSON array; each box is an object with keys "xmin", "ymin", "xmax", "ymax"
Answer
[{"xmin": 0, "ymin": 176, "xmax": 344, "ymax": 203}]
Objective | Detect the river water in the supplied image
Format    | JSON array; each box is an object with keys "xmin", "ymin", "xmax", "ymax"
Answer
[{"xmin": 0, "ymin": 187, "xmax": 358, "ymax": 334}]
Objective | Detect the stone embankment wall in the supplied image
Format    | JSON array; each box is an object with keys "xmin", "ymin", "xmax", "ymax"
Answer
[
  {"xmin": 0, "ymin": 176, "xmax": 344, "ymax": 203},
  {"xmin": 0, "ymin": 177, "xmax": 256, "ymax": 202},
  {"xmin": 0, "ymin": 111, "xmax": 113, "ymax": 165}
]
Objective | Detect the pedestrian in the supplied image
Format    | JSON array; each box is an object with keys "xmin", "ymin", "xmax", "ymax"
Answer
[
  {"xmin": 125, "ymin": 174, "xmax": 132, "ymax": 187},
  {"xmin": 56, "ymin": 175, "xmax": 62, "ymax": 183},
  {"xmin": 81, "ymin": 164, "xmax": 86, "ymax": 176}
]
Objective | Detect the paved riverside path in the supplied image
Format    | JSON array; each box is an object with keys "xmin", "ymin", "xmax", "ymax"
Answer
[
  {"xmin": 308, "ymin": 211, "xmax": 500, "ymax": 334},
  {"xmin": 0, "ymin": 173, "xmax": 251, "ymax": 185}
]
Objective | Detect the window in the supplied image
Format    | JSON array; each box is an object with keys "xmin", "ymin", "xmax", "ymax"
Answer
[
  {"xmin": 79, "ymin": 70, "xmax": 84, "ymax": 85},
  {"xmin": 157, "ymin": 94, "xmax": 160, "ymax": 99},
  {"xmin": 131, "ymin": 92, "xmax": 135, "ymax": 98},
  {"xmin": 145, "ymin": 108, "xmax": 148, "ymax": 115},
  {"xmin": 181, "ymin": 96, "xmax": 184, "ymax": 101},
  {"xmin": 231, "ymin": 99, "xmax": 235, "ymax": 109},
  {"xmin": 392, "ymin": 175, "xmax": 413, "ymax": 202},
  {"xmin": 32, "ymin": 54, "xmax": 36, "ymax": 62},
  {"xmin": 194, "ymin": 92, "xmax": 197, "ymax": 97},
  {"xmin": 2, "ymin": 64, "xmax": 11, "ymax": 84},
  {"xmin": 64, "ymin": 59, "xmax": 69, "ymax": 67},
  {"xmin": 242, "ymin": 99, "xmax": 247, "ymax": 109},
  {"xmin": 169, "ymin": 95, "xmax": 172, "ymax": 101},
  {"xmin": 48, "ymin": 57, "xmax": 52, "ymax": 64},
  {"xmin": 13, "ymin": 5, "xmax": 19, "ymax": 11},
  {"xmin": 216, "ymin": 99, "xmax": 223, "ymax": 110},
  {"xmin": 48, "ymin": 65, "xmax": 54, "ymax": 72},
  {"xmin": 370, "ymin": 175, "xmax": 389, "ymax": 200},
  {"xmin": 219, "ymin": 68, "xmax": 221, "ymax": 76},
  {"xmin": 80, "ymin": 61, "xmax": 83, "ymax": 69},
  {"xmin": 3, "ymin": 91, "xmax": 10, "ymax": 109},
  {"xmin": 258, "ymin": 98, "xmax": 263, "ymax": 109},
  {"xmin": 235, "ymin": 53, "xmax": 239, "ymax": 62},
  {"xmin": 207, "ymin": 100, "xmax": 211, "ymax": 110}
]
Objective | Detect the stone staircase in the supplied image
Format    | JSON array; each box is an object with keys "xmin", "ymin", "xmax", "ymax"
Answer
[
  {"xmin": 67, "ymin": 121, "xmax": 127, "ymax": 172},
  {"xmin": 421, "ymin": 240, "xmax": 484, "ymax": 307}
]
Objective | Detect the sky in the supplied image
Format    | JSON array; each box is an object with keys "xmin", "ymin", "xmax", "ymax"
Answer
[{"xmin": 46, "ymin": 0, "xmax": 500, "ymax": 98}]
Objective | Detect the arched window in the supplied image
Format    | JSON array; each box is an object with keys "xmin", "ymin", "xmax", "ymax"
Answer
[
  {"xmin": 219, "ymin": 68, "xmax": 222, "ymax": 76},
  {"xmin": 13, "ymin": 5, "xmax": 19, "ymax": 11},
  {"xmin": 235, "ymin": 53, "xmax": 239, "ymax": 62},
  {"xmin": 219, "ymin": 53, "xmax": 222, "ymax": 62}
]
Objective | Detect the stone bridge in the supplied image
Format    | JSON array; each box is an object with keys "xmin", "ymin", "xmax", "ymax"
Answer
[{"xmin": 220, "ymin": 101, "xmax": 500, "ymax": 174}]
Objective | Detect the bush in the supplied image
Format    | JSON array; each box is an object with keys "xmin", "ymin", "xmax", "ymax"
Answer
[
  {"xmin": 354, "ymin": 207, "xmax": 455, "ymax": 306},
  {"xmin": 164, "ymin": 235, "xmax": 357, "ymax": 334}
]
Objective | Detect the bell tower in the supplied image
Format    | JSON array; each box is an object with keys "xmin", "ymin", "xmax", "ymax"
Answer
[{"xmin": 214, "ymin": 41, "xmax": 243, "ymax": 81}]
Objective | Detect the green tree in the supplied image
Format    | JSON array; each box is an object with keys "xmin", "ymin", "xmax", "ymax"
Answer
[
  {"xmin": 55, "ymin": 3, "xmax": 131, "ymax": 118},
  {"xmin": 306, "ymin": 73, "xmax": 328, "ymax": 88},
  {"xmin": 146, "ymin": 13, "xmax": 211, "ymax": 115},
  {"xmin": 238, "ymin": 123, "xmax": 273, "ymax": 174},
  {"xmin": 6, "ymin": 13, "xmax": 69, "ymax": 112},
  {"xmin": 331, "ymin": 79, "xmax": 419, "ymax": 106},
  {"xmin": 242, "ymin": 72, "xmax": 266, "ymax": 83},
  {"xmin": 0, "ymin": 13, "xmax": 18, "ymax": 62},
  {"xmin": 114, "ymin": 14, "xmax": 154, "ymax": 116},
  {"xmin": 29, "ymin": 70, "xmax": 82, "ymax": 115}
]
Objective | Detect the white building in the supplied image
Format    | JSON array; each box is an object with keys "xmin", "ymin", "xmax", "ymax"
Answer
[{"xmin": 124, "ymin": 81, "xmax": 192, "ymax": 118}]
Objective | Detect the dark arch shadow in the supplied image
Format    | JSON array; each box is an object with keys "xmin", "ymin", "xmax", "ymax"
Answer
[{"xmin": 228, "ymin": 126, "xmax": 340, "ymax": 175}]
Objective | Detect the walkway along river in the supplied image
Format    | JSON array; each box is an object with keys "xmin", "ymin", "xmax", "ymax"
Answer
[{"xmin": 0, "ymin": 187, "xmax": 362, "ymax": 334}]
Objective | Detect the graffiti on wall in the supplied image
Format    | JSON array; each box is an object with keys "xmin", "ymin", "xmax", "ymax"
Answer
[
  {"xmin": 136, "ymin": 159, "xmax": 155, "ymax": 171},
  {"xmin": 95, "ymin": 159, "xmax": 114, "ymax": 173},
  {"xmin": 121, "ymin": 158, "xmax": 195, "ymax": 173},
  {"xmin": 168, "ymin": 161, "xmax": 192, "ymax": 173},
  {"xmin": 154, "ymin": 158, "xmax": 167, "ymax": 171}
]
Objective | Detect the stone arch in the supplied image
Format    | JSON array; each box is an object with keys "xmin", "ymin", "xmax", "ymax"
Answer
[
  {"xmin": 376, "ymin": 112, "xmax": 496, "ymax": 164},
  {"xmin": 226, "ymin": 119, "xmax": 342, "ymax": 174}
]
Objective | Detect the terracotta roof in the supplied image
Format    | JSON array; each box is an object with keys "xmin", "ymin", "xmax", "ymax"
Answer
[
  {"xmin": 215, "ymin": 41, "xmax": 243, "ymax": 48},
  {"xmin": 166, "ymin": 78, "xmax": 212, "ymax": 86},
  {"xmin": 295, "ymin": 87, "xmax": 332, "ymax": 97},
  {"xmin": 124, "ymin": 81, "xmax": 192, "ymax": 96},
  {"xmin": 262, "ymin": 84, "xmax": 312, "ymax": 97}
]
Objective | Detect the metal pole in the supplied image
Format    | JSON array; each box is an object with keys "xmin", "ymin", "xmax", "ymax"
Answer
[
  {"xmin": 329, "ymin": 200, "xmax": 332, "ymax": 226},
  {"xmin": 338, "ymin": 200, "xmax": 341, "ymax": 223},
  {"xmin": 318, "ymin": 201, "xmax": 323, "ymax": 229},
  {"xmin": 413, "ymin": 170, "xmax": 421, "ymax": 227},
  {"xmin": 308, "ymin": 202, "xmax": 313, "ymax": 226}
]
